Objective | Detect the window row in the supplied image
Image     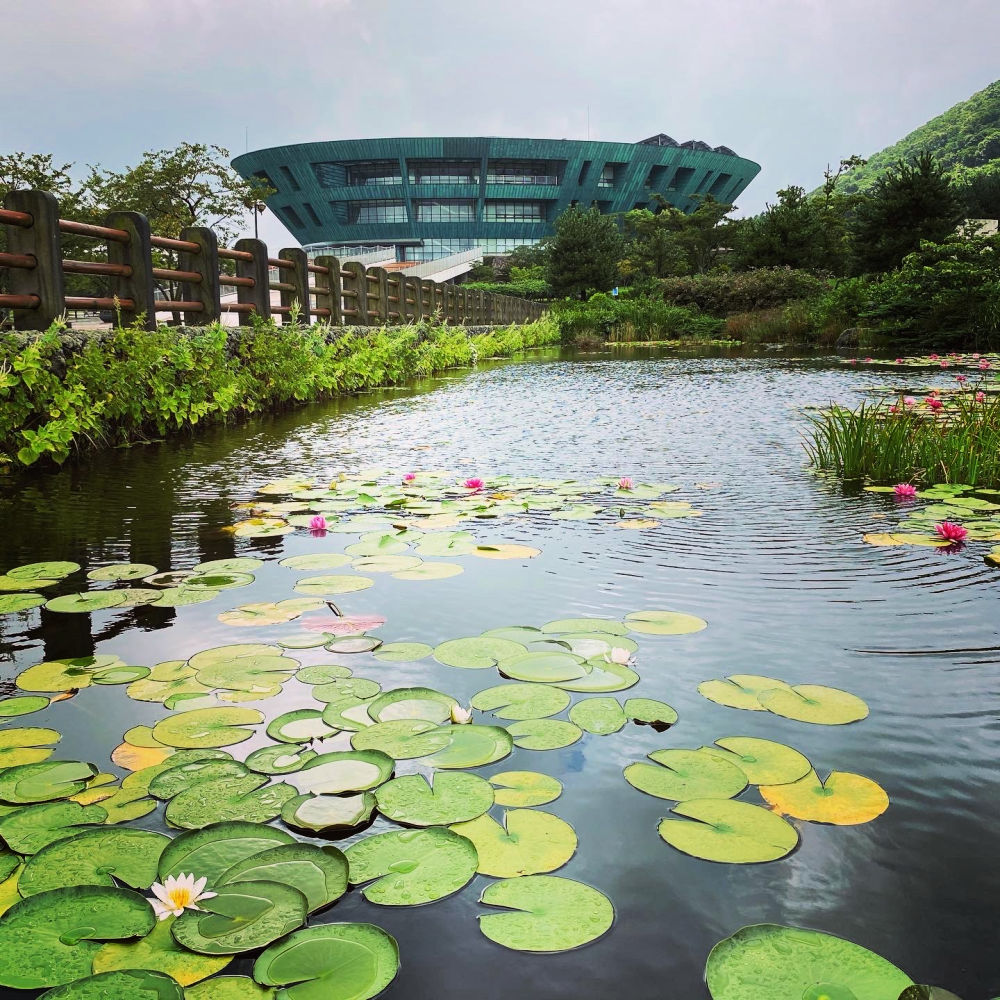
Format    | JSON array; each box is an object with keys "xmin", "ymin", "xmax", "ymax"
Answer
[{"xmin": 341, "ymin": 200, "xmax": 549, "ymax": 225}]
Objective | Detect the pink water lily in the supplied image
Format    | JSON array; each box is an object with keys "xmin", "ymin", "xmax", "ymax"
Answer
[
  {"xmin": 979, "ymin": 360, "xmax": 992, "ymax": 369},
  {"xmin": 893, "ymin": 483, "xmax": 918, "ymax": 498},
  {"xmin": 976, "ymin": 391, "xmax": 986, "ymax": 402},
  {"xmin": 904, "ymin": 397, "xmax": 916, "ymax": 407},
  {"xmin": 617, "ymin": 477, "xmax": 634, "ymax": 491},
  {"xmin": 604, "ymin": 647, "xmax": 636, "ymax": 666},
  {"xmin": 863, "ymin": 357, "xmax": 873, "ymax": 363},
  {"xmin": 925, "ymin": 397, "xmax": 944, "ymax": 411},
  {"xmin": 463, "ymin": 477, "xmax": 485, "ymax": 491},
  {"xmin": 847, "ymin": 359, "xmax": 858, "ymax": 365},
  {"xmin": 303, "ymin": 614, "xmax": 386, "ymax": 634},
  {"xmin": 149, "ymin": 873, "xmax": 216, "ymax": 921},
  {"xmin": 956, "ymin": 375, "xmax": 968, "ymax": 384},
  {"xmin": 309, "ymin": 515, "xmax": 327, "ymax": 531},
  {"xmin": 940, "ymin": 361, "xmax": 950, "ymax": 368},
  {"xmin": 929, "ymin": 354, "xmax": 939, "ymax": 360},
  {"xmin": 895, "ymin": 358, "xmax": 904, "ymax": 364},
  {"xmin": 403, "ymin": 473, "xmax": 417, "ymax": 482},
  {"xmin": 935, "ymin": 521, "xmax": 968, "ymax": 542}
]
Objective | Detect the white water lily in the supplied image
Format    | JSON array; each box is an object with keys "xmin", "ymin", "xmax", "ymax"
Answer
[
  {"xmin": 604, "ymin": 647, "xmax": 635, "ymax": 666},
  {"xmin": 149, "ymin": 873, "xmax": 216, "ymax": 921},
  {"xmin": 450, "ymin": 703, "xmax": 473, "ymax": 724}
]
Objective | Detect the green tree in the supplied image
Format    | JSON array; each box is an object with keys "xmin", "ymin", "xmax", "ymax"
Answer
[
  {"xmin": 674, "ymin": 194, "xmax": 735, "ymax": 274},
  {"xmin": 730, "ymin": 186, "xmax": 823, "ymax": 270},
  {"xmin": 547, "ymin": 206, "xmax": 624, "ymax": 299},
  {"xmin": 849, "ymin": 151, "xmax": 962, "ymax": 274},
  {"xmin": 619, "ymin": 207, "xmax": 686, "ymax": 281}
]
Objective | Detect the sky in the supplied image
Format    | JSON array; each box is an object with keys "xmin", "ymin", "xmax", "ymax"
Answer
[{"xmin": 4, "ymin": 0, "xmax": 999, "ymax": 249}]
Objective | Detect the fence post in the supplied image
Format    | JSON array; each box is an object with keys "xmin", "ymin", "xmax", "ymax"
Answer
[
  {"xmin": 385, "ymin": 271, "xmax": 402, "ymax": 324},
  {"xmin": 102, "ymin": 211, "xmax": 156, "ymax": 330},
  {"xmin": 278, "ymin": 247, "xmax": 310, "ymax": 325},
  {"xmin": 234, "ymin": 238, "xmax": 270, "ymax": 321},
  {"xmin": 366, "ymin": 266, "xmax": 388, "ymax": 325},
  {"xmin": 420, "ymin": 279, "xmax": 434, "ymax": 320},
  {"xmin": 402, "ymin": 276, "xmax": 420, "ymax": 323},
  {"xmin": 341, "ymin": 262, "xmax": 368, "ymax": 325},
  {"xmin": 433, "ymin": 282, "xmax": 446, "ymax": 322},
  {"xmin": 313, "ymin": 256, "xmax": 343, "ymax": 326},
  {"xmin": 3, "ymin": 190, "xmax": 65, "ymax": 331},
  {"xmin": 178, "ymin": 226, "xmax": 220, "ymax": 326}
]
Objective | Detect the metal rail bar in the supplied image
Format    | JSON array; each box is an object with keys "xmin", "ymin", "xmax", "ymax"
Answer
[
  {"xmin": 152, "ymin": 266, "xmax": 201, "ymax": 284},
  {"xmin": 219, "ymin": 275, "xmax": 255, "ymax": 288},
  {"xmin": 0, "ymin": 208, "xmax": 32, "ymax": 228},
  {"xmin": 153, "ymin": 300, "xmax": 204, "ymax": 312},
  {"xmin": 150, "ymin": 235, "xmax": 200, "ymax": 253},
  {"xmin": 267, "ymin": 258, "xmax": 294, "ymax": 270},
  {"xmin": 62, "ymin": 258, "xmax": 131, "ymax": 277},
  {"xmin": 59, "ymin": 219, "xmax": 129, "ymax": 243},
  {"xmin": 218, "ymin": 247, "xmax": 254, "ymax": 262},
  {"xmin": 65, "ymin": 295, "xmax": 136, "ymax": 309},
  {"xmin": 0, "ymin": 293, "xmax": 40, "ymax": 308},
  {"xmin": 0, "ymin": 251, "xmax": 36, "ymax": 269}
]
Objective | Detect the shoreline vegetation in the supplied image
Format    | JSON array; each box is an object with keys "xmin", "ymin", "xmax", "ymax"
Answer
[{"xmin": 0, "ymin": 317, "xmax": 559, "ymax": 468}]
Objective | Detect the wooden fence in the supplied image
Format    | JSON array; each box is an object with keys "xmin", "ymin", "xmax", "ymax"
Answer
[{"xmin": 0, "ymin": 190, "xmax": 546, "ymax": 332}]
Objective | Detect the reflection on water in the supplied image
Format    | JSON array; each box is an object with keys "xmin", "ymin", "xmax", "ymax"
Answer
[{"xmin": 0, "ymin": 347, "xmax": 997, "ymax": 998}]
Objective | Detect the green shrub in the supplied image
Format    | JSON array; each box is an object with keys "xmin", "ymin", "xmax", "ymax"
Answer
[
  {"xmin": 660, "ymin": 268, "xmax": 828, "ymax": 315},
  {"xmin": 721, "ymin": 300, "xmax": 820, "ymax": 344},
  {"xmin": 552, "ymin": 293, "xmax": 723, "ymax": 344}
]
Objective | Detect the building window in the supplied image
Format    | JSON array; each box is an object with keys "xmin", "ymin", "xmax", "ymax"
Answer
[
  {"xmin": 667, "ymin": 166, "xmax": 695, "ymax": 191},
  {"xmin": 303, "ymin": 202, "xmax": 322, "ymax": 225},
  {"xmin": 486, "ymin": 161, "xmax": 560, "ymax": 185},
  {"xmin": 709, "ymin": 172, "xmax": 733, "ymax": 198},
  {"xmin": 279, "ymin": 165, "xmax": 301, "ymax": 191},
  {"xmin": 477, "ymin": 238, "xmax": 540, "ymax": 254},
  {"xmin": 408, "ymin": 161, "xmax": 479, "ymax": 185},
  {"xmin": 413, "ymin": 199, "xmax": 476, "ymax": 222},
  {"xmin": 403, "ymin": 240, "xmax": 476, "ymax": 261},
  {"xmin": 279, "ymin": 206, "xmax": 304, "ymax": 229},
  {"xmin": 597, "ymin": 164, "xmax": 616, "ymax": 188},
  {"xmin": 347, "ymin": 201, "xmax": 408, "ymax": 224},
  {"xmin": 483, "ymin": 201, "xmax": 546, "ymax": 222},
  {"xmin": 346, "ymin": 161, "xmax": 403, "ymax": 186}
]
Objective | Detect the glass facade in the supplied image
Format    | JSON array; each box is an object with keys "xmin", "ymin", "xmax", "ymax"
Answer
[
  {"xmin": 408, "ymin": 161, "xmax": 479, "ymax": 185},
  {"xmin": 597, "ymin": 164, "xmax": 615, "ymax": 188},
  {"xmin": 402, "ymin": 240, "xmax": 476, "ymax": 261},
  {"xmin": 486, "ymin": 161, "xmax": 560, "ymax": 185},
  {"xmin": 477, "ymin": 238, "xmax": 540, "ymax": 254},
  {"xmin": 483, "ymin": 201, "xmax": 547, "ymax": 222},
  {"xmin": 346, "ymin": 161, "xmax": 402, "ymax": 186},
  {"xmin": 347, "ymin": 201, "xmax": 407, "ymax": 224},
  {"xmin": 414, "ymin": 199, "xmax": 476, "ymax": 222}
]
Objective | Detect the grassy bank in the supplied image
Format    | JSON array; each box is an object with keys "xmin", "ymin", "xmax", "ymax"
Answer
[
  {"xmin": 0, "ymin": 317, "xmax": 559, "ymax": 467},
  {"xmin": 805, "ymin": 391, "xmax": 1000, "ymax": 486}
]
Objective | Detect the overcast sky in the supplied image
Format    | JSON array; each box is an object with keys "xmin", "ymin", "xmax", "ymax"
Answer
[{"xmin": 5, "ymin": 0, "xmax": 998, "ymax": 248}]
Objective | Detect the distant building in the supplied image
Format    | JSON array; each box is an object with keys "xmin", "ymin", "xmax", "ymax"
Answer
[
  {"xmin": 233, "ymin": 135, "xmax": 761, "ymax": 261},
  {"xmin": 963, "ymin": 218, "xmax": 999, "ymax": 236}
]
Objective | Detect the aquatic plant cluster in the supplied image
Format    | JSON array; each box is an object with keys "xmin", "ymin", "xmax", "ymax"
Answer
[{"xmin": 0, "ymin": 318, "xmax": 560, "ymax": 467}]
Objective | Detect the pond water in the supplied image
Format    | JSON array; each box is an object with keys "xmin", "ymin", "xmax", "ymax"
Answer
[{"xmin": 0, "ymin": 346, "xmax": 997, "ymax": 998}]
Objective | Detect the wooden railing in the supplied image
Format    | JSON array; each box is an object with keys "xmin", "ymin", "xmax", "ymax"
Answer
[{"xmin": 0, "ymin": 191, "xmax": 546, "ymax": 331}]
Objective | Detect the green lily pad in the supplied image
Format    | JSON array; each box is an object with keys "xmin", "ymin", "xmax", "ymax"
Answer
[
  {"xmin": 470, "ymin": 682, "xmax": 570, "ymax": 720},
  {"xmin": 624, "ymin": 698, "xmax": 679, "ymax": 727},
  {"xmin": 433, "ymin": 636, "xmax": 528, "ymax": 669},
  {"xmin": 554, "ymin": 657, "xmax": 639, "ymax": 693},
  {"xmin": 193, "ymin": 558, "xmax": 264, "ymax": 574},
  {"xmin": 232, "ymin": 518, "xmax": 293, "ymax": 538},
  {"xmin": 266, "ymin": 710, "xmax": 339, "ymax": 744},
  {"xmin": 423, "ymin": 724, "xmax": 514, "ymax": 769},
  {"xmin": 184, "ymin": 975, "xmax": 274, "ymax": 999},
  {"xmin": 372, "ymin": 642, "xmax": 434, "ymax": 663},
  {"xmin": 0, "ymin": 575, "xmax": 57, "ymax": 592},
  {"xmin": 279, "ymin": 553, "xmax": 353, "ymax": 571},
  {"xmin": 151, "ymin": 587, "xmax": 221, "ymax": 608},
  {"xmin": 477, "ymin": 875, "xmax": 614, "ymax": 952},
  {"xmin": 218, "ymin": 842, "xmax": 348, "ymax": 913},
  {"xmin": 658, "ymin": 798, "xmax": 799, "ymax": 863},
  {"xmin": 158, "ymin": 821, "xmax": 295, "ymax": 883},
  {"xmin": 0, "ymin": 594, "xmax": 46, "ymax": 614},
  {"xmin": 698, "ymin": 674, "xmax": 793, "ymax": 711},
  {"xmin": 352, "ymin": 555, "xmax": 422, "ymax": 573},
  {"xmin": 17, "ymin": 654, "xmax": 123, "ymax": 692},
  {"xmin": 568, "ymin": 697, "xmax": 627, "ymax": 735},
  {"xmin": 0, "ymin": 695, "xmax": 49, "ymax": 718},
  {"xmin": 185, "ymin": 572, "xmax": 255, "ymax": 590},
  {"xmin": 313, "ymin": 676, "xmax": 382, "ymax": 703},
  {"xmin": 481, "ymin": 626, "xmax": 545, "ymax": 643},
  {"xmin": 281, "ymin": 792, "xmax": 376, "ymax": 834},
  {"xmin": 0, "ymin": 759, "xmax": 98, "ymax": 804},
  {"xmin": 757, "ymin": 685, "xmax": 869, "ymax": 725},
  {"xmin": 366, "ymin": 687, "xmax": 457, "ymax": 724},
  {"xmin": 450, "ymin": 809, "xmax": 576, "ymax": 877},
  {"xmin": 171, "ymin": 879, "xmax": 307, "ymax": 955},
  {"xmin": 296, "ymin": 664, "xmax": 353, "ymax": 684},
  {"xmin": 20, "ymin": 828, "xmax": 169, "ymax": 896},
  {"xmin": 558, "ymin": 633, "xmax": 637, "ymax": 658},
  {"xmin": 45, "ymin": 591, "xmax": 128, "ymax": 613},
  {"xmin": 143, "ymin": 572, "xmax": 194, "ymax": 588},
  {"xmin": 93, "ymin": 664, "xmax": 150, "ymax": 685},
  {"xmin": 294, "ymin": 575, "xmax": 374, "ymax": 596},
  {"xmin": 375, "ymin": 772, "xmax": 494, "ymax": 826},
  {"xmin": 38, "ymin": 968, "xmax": 185, "ymax": 999},
  {"xmin": 278, "ymin": 632, "xmax": 332, "ymax": 650},
  {"xmin": 285, "ymin": 751, "xmax": 394, "ymax": 795},
  {"xmin": 0, "ymin": 726, "xmax": 61, "ymax": 767},
  {"xmin": 345, "ymin": 827, "xmax": 478, "ymax": 905},
  {"xmin": 701, "ymin": 737, "xmax": 812, "ymax": 786},
  {"xmin": 152, "ymin": 708, "xmax": 263, "ymax": 749},
  {"xmin": 86, "ymin": 564, "xmax": 158, "ymax": 582},
  {"xmin": 540, "ymin": 618, "xmax": 629, "ymax": 635},
  {"xmin": 350, "ymin": 719, "xmax": 451, "ymax": 759},
  {"xmin": 625, "ymin": 609, "xmax": 707, "ymax": 634},
  {"xmin": 253, "ymin": 923, "xmax": 399, "ymax": 1000},
  {"xmin": 506, "ymin": 719, "xmax": 582, "ymax": 750},
  {"xmin": 497, "ymin": 651, "xmax": 588, "ymax": 683},
  {"xmin": 0, "ymin": 886, "xmax": 154, "ymax": 989},
  {"xmin": 0, "ymin": 801, "xmax": 108, "ymax": 854},
  {"xmin": 218, "ymin": 599, "xmax": 324, "ymax": 626},
  {"xmin": 325, "ymin": 635, "xmax": 382, "ymax": 654},
  {"xmin": 8, "ymin": 561, "xmax": 80, "ymax": 581},
  {"xmin": 625, "ymin": 749, "xmax": 749, "ymax": 801},
  {"xmin": 321, "ymin": 697, "xmax": 379, "ymax": 732},
  {"xmin": 414, "ymin": 531, "xmax": 476, "ymax": 556},
  {"xmin": 489, "ymin": 771, "xmax": 563, "ymax": 807},
  {"xmin": 165, "ymin": 775, "xmax": 296, "ymax": 830},
  {"xmin": 392, "ymin": 561, "xmax": 464, "ymax": 580},
  {"xmin": 245, "ymin": 744, "xmax": 317, "ymax": 775},
  {"xmin": 705, "ymin": 923, "xmax": 913, "ymax": 1000}
]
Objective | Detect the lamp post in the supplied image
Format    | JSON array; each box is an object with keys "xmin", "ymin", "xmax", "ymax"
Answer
[{"xmin": 253, "ymin": 201, "xmax": 266, "ymax": 241}]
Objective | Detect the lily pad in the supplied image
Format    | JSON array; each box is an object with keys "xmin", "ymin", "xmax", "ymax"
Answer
[
  {"xmin": 423, "ymin": 724, "xmax": 514, "ymax": 769},
  {"xmin": 313, "ymin": 677, "xmax": 382, "ymax": 703},
  {"xmin": 555, "ymin": 657, "xmax": 639, "ymax": 693},
  {"xmin": 624, "ymin": 698, "xmax": 678, "ymax": 727},
  {"xmin": 489, "ymin": 771, "xmax": 563, "ymax": 807},
  {"xmin": 705, "ymin": 923, "xmax": 913, "ymax": 1000},
  {"xmin": 279, "ymin": 553, "xmax": 353, "ymax": 571},
  {"xmin": 158, "ymin": 822, "xmax": 295, "ymax": 883},
  {"xmin": 625, "ymin": 749, "xmax": 748, "ymax": 801},
  {"xmin": 38, "ymin": 968, "xmax": 186, "ymax": 998},
  {"xmin": 759, "ymin": 769, "xmax": 889, "ymax": 825},
  {"xmin": 278, "ymin": 632, "xmax": 332, "ymax": 650},
  {"xmin": 245, "ymin": 744, "xmax": 317, "ymax": 775},
  {"xmin": 0, "ymin": 886, "xmax": 154, "ymax": 989},
  {"xmin": 285, "ymin": 751, "xmax": 394, "ymax": 795},
  {"xmin": 757, "ymin": 684, "xmax": 869, "ymax": 725},
  {"xmin": 392, "ymin": 561, "xmax": 464, "ymax": 581},
  {"xmin": 253, "ymin": 923, "xmax": 399, "ymax": 1000},
  {"xmin": 506, "ymin": 719, "xmax": 582, "ymax": 750},
  {"xmin": 184, "ymin": 975, "xmax": 274, "ymax": 999},
  {"xmin": 193, "ymin": 558, "xmax": 264, "ymax": 574},
  {"xmin": 658, "ymin": 798, "xmax": 799, "ymax": 863},
  {"xmin": 625, "ymin": 609, "xmax": 707, "ymax": 635},
  {"xmin": 151, "ymin": 587, "xmax": 221, "ymax": 608},
  {"xmin": 470, "ymin": 682, "xmax": 570, "ymax": 720},
  {"xmin": 433, "ymin": 636, "xmax": 528, "ymax": 669},
  {"xmin": 0, "ymin": 726, "xmax": 61, "ymax": 767},
  {"xmin": 325, "ymin": 635, "xmax": 383, "ymax": 654},
  {"xmin": 296, "ymin": 664, "xmax": 353, "ymax": 684},
  {"xmin": 17, "ymin": 654, "xmax": 124, "ymax": 693},
  {"xmin": 698, "ymin": 674, "xmax": 793, "ymax": 711},
  {"xmin": 702, "ymin": 737, "xmax": 812, "ymax": 786},
  {"xmin": 218, "ymin": 842, "xmax": 349, "ymax": 913},
  {"xmin": 20, "ymin": 828, "xmax": 169, "ymax": 896},
  {"xmin": 345, "ymin": 827, "xmax": 478, "ymax": 905},
  {"xmin": 477, "ymin": 875, "xmax": 613, "ymax": 953},
  {"xmin": 294, "ymin": 575, "xmax": 374, "ymax": 596},
  {"xmin": 152, "ymin": 708, "xmax": 263, "ymax": 749},
  {"xmin": 498, "ymin": 650, "xmax": 588, "ymax": 683},
  {"xmin": 86, "ymin": 564, "xmax": 158, "ymax": 582},
  {"xmin": 366, "ymin": 687, "xmax": 457, "ymax": 724},
  {"xmin": 350, "ymin": 719, "xmax": 451, "ymax": 759},
  {"xmin": 0, "ymin": 594, "xmax": 46, "ymax": 615},
  {"xmin": 185, "ymin": 572, "xmax": 255, "ymax": 590},
  {"xmin": 232, "ymin": 518, "xmax": 293, "ymax": 538},
  {"xmin": 165, "ymin": 776, "xmax": 296, "ymax": 830},
  {"xmin": 373, "ymin": 642, "xmax": 434, "ymax": 663},
  {"xmin": 0, "ymin": 801, "xmax": 109, "ymax": 854},
  {"xmin": 8, "ymin": 561, "xmax": 80, "ymax": 581},
  {"xmin": 44, "ymin": 591, "xmax": 128, "ymax": 614},
  {"xmin": 540, "ymin": 618, "xmax": 629, "ymax": 636},
  {"xmin": 471, "ymin": 543, "xmax": 541, "ymax": 560},
  {"xmin": 0, "ymin": 759, "xmax": 98, "ymax": 804},
  {"xmin": 218, "ymin": 599, "xmax": 324, "ymax": 626},
  {"xmin": 281, "ymin": 792, "xmax": 376, "ymax": 834},
  {"xmin": 171, "ymin": 879, "xmax": 307, "ymax": 955},
  {"xmin": 266, "ymin": 710, "xmax": 339, "ymax": 744},
  {"xmin": 0, "ymin": 575, "xmax": 57, "ymax": 592},
  {"xmin": 568, "ymin": 697, "xmax": 627, "ymax": 735},
  {"xmin": 375, "ymin": 772, "xmax": 494, "ymax": 826},
  {"xmin": 450, "ymin": 809, "xmax": 576, "ymax": 877},
  {"xmin": 0, "ymin": 695, "xmax": 49, "ymax": 718}
]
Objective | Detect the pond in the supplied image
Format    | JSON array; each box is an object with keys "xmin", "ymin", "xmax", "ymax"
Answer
[{"xmin": 0, "ymin": 346, "xmax": 996, "ymax": 999}]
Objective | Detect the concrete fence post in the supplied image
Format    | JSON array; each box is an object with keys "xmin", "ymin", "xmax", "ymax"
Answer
[
  {"xmin": 402, "ymin": 276, "xmax": 420, "ymax": 323},
  {"xmin": 385, "ymin": 271, "xmax": 402, "ymax": 324},
  {"xmin": 367, "ymin": 266, "xmax": 388, "ymax": 325},
  {"xmin": 433, "ymin": 282, "xmax": 446, "ymax": 323},
  {"xmin": 234, "ymin": 238, "xmax": 270, "ymax": 321},
  {"xmin": 278, "ymin": 246, "xmax": 310, "ymax": 325},
  {"xmin": 178, "ymin": 226, "xmax": 221, "ymax": 326},
  {"xmin": 313, "ymin": 256, "xmax": 343, "ymax": 326},
  {"xmin": 102, "ymin": 210, "xmax": 155, "ymax": 330},
  {"xmin": 3, "ymin": 190, "xmax": 65, "ymax": 331},
  {"xmin": 340, "ymin": 261, "xmax": 368, "ymax": 326},
  {"xmin": 420, "ymin": 279, "xmax": 435, "ymax": 320}
]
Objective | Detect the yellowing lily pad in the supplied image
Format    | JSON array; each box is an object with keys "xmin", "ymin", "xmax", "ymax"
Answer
[
  {"xmin": 450, "ymin": 809, "xmax": 576, "ymax": 877},
  {"xmin": 697, "ymin": 674, "xmax": 793, "ymax": 711},
  {"xmin": 759, "ymin": 769, "xmax": 889, "ymax": 825},
  {"xmin": 151, "ymin": 708, "xmax": 263, "ymax": 749},
  {"xmin": 701, "ymin": 737, "xmax": 812, "ymax": 786},
  {"xmin": 471, "ymin": 543, "xmax": 541, "ymax": 559},
  {"xmin": 757, "ymin": 685, "xmax": 869, "ymax": 725},
  {"xmin": 489, "ymin": 771, "xmax": 563, "ymax": 807}
]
